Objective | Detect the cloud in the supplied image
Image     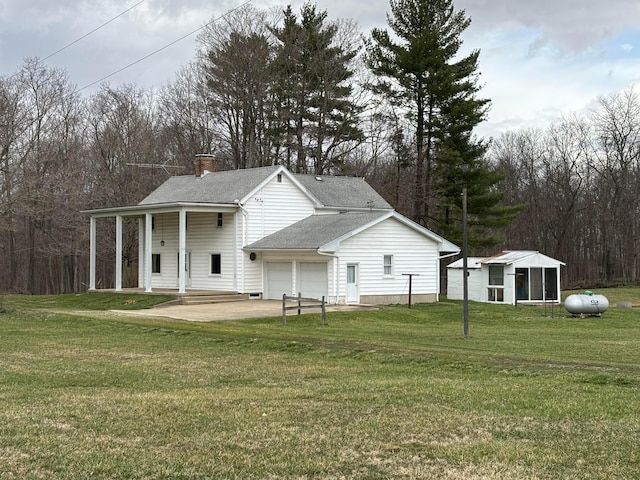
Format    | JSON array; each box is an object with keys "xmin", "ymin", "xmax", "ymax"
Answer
[
  {"xmin": 458, "ymin": 0, "xmax": 640, "ymax": 52},
  {"xmin": 2, "ymin": 0, "xmax": 640, "ymax": 136}
]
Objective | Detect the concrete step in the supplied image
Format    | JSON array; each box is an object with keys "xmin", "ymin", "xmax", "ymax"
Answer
[{"xmin": 180, "ymin": 293, "xmax": 250, "ymax": 305}]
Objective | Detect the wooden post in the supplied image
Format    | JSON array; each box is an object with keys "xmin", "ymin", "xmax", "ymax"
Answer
[
  {"xmin": 282, "ymin": 293, "xmax": 287, "ymax": 326},
  {"xmin": 297, "ymin": 292, "xmax": 302, "ymax": 315},
  {"xmin": 321, "ymin": 296, "xmax": 326, "ymax": 326},
  {"xmin": 402, "ymin": 273, "xmax": 419, "ymax": 308}
]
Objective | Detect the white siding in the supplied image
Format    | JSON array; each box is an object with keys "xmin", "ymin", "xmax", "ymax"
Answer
[
  {"xmin": 447, "ymin": 268, "xmax": 483, "ymax": 302},
  {"xmin": 336, "ymin": 218, "xmax": 440, "ymax": 302},
  {"xmin": 150, "ymin": 213, "xmax": 179, "ymax": 289},
  {"xmin": 150, "ymin": 211, "xmax": 236, "ymax": 291},
  {"xmin": 244, "ymin": 174, "xmax": 315, "ymax": 244}
]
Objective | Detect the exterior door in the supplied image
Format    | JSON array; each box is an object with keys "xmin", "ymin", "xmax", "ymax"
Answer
[
  {"xmin": 265, "ymin": 262, "xmax": 293, "ymax": 299},
  {"xmin": 346, "ymin": 264, "xmax": 359, "ymax": 303},
  {"xmin": 298, "ymin": 263, "xmax": 328, "ymax": 300}
]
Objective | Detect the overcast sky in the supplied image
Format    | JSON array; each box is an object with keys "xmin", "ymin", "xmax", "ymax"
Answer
[{"xmin": 2, "ymin": 0, "xmax": 640, "ymax": 138}]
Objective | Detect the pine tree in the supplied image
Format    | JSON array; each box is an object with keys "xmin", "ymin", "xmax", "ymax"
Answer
[
  {"xmin": 270, "ymin": 3, "xmax": 363, "ymax": 174},
  {"xmin": 366, "ymin": 0, "xmax": 520, "ymax": 247}
]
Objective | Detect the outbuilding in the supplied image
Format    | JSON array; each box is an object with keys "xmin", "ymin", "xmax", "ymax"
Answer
[{"xmin": 447, "ymin": 251, "xmax": 564, "ymax": 305}]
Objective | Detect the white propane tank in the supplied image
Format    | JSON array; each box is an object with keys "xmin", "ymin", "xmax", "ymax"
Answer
[{"xmin": 564, "ymin": 291, "xmax": 609, "ymax": 316}]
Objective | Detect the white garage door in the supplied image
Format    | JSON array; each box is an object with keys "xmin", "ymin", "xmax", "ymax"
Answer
[
  {"xmin": 265, "ymin": 262, "xmax": 292, "ymax": 299},
  {"xmin": 299, "ymin": 263, "xmax": 328, "ymax": 300}
]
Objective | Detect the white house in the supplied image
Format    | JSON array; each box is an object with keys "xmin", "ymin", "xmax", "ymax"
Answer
[
  {"xmin": 84, "ymin": 155, "xmax": 459, "ymax": 304},
  {"xmin": 447, "ymin": 251, "xmax": 564, "ymax": 305}
]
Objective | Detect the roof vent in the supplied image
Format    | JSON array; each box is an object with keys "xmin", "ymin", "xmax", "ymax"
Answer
[{"xmin": 315, "ymin": 176, "xmax": 323, "ymax": 181}]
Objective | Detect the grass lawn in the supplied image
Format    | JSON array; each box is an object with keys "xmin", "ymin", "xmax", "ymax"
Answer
[{"xmin": 0, "ymin": 289, "xmax": 639, "ymax": 479}]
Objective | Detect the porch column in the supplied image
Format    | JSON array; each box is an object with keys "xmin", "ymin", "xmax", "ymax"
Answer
[
  {"xmin": 178, "ymin": 209, "xmax": 186, "ymax": 294},
  {"xmin": 137, "ymin": 218, "xmax": 144, "ymax": 289},
  {"xmin": 89, "ymin": 216, "xmax": 96, "ymax": 290},
  {"xmin": 144, "ymin": 213, "xmax": 153, "ymax": 292},
  {"xmin": 115, "ymin": 214, "xmax": 123, "ymax": 291}
]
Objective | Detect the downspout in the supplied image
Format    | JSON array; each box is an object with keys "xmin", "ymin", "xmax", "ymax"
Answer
[{"xmin": 317, "ymin": 250, "xmax": 338, "ymax": 304}]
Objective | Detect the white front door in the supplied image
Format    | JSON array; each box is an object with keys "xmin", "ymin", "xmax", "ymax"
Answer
[{"xmin": 346, "ymin": 264, "xmax": 359, "ymax": 303}]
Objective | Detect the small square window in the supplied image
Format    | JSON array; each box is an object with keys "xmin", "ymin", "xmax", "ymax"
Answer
[
  {"xmin": 217, "ymin": 212, "xmax": 223, "ymax": 227},
  {"xmin": 383, "ymin": 255, "xmax": 393, "ymax": 276},
  {"xmin": 152, "ymin": 254, "xmax": 161, "ymax": 274},
  {"xmin": 210, "ymin": 254, "xmax": 221, "ymax": 275}
]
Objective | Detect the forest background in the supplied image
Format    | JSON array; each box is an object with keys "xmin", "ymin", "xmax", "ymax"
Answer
[{"xmin": 1, "ymin": 1, "xmax": 638, "ymax": 294}]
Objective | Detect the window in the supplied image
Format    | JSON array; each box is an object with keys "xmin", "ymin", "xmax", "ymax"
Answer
[
  {"xmin": 383, "ymin": 255, "xmax": 393, "ymax": 276},
  {"xmin": 487, "ymin": 287, "xmax": 504, "ymax": 302},
  {"xmin": 217, "ymin": 212, "xmax": 223, "ymax": 228},
  {"xmin": 488, "ymin": 265, "xmax": 504, "ymax": 285},
  {"xmin": 152, "ymin": 254, "xmax": 161, "ymax": 274},
  {"xmin": 151, "ymin": 215, "xmax": 155, "ymax": 231},
  {"xmin": 277, "ymin": 173, "xmax": 282, "ymax": 183},
  {"xmin": 210, "ymin": 254, "xmax": 221, "ymax": 275}
]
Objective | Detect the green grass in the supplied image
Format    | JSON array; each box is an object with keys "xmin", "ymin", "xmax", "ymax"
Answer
[
  {"xmin": 0, "ymin": 291, "xmax": 639, "ymax": 479},
  {"xmin": 1, "ymin": 292, "xmax": 174, "ymax": 311}
]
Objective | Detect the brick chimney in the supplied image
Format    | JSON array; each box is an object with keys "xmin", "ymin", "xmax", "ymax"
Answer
[{"xmin": 194, "ymin": 154, "xmax": 216, "ymax": 177}]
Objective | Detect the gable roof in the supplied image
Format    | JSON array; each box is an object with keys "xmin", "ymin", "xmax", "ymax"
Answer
[
  {"xmin": 246, "ymin": 211, "xmax": 460, "ymax": 254},
  {"xmin": 446, "ymin": 257, "xmax": 483, "ymax": 269},
  {"xmin": 447, "ymin": 251, "xmax": 565, "ymax": 269},
  {"xmin": 480, "ymin": 250, "xmax": 565, "ymax": 266},
  {"xmin": 138, "ymin": 165, "xmax": 392, "ymax": 210},
  {"xmin": 139, "ymin": 166, "xmax": 281, "ymax": 206}
]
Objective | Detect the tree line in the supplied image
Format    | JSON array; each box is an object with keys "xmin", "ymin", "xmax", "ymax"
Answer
[
  {"xmin": 491, "ymin": 89, "xmax": 640, "ymax": 286},
  {"xmin": 0, "ymin": 0, "xmax": 634, "ymax": 294}
]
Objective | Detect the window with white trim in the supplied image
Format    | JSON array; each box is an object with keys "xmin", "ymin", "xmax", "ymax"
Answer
[
  {"xmin": 488, "ymin": 264, "xmax": 504, "ymax": 302},
  {"xmin": 217, "ymin": 212, "xmax": 223, "ymax": 228},
  {"xmin": 210, "ymin": 254, "xmax": 221, "ymax": 275},
  {"xmin": 383, "ymin": 255, "xmax": 393, "ymax": 276},
  {"xmin": 152, "ymin": 254, "xmax": 161, "ymax": 274}
]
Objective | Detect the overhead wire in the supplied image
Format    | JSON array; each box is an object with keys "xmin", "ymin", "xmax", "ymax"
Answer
[
  {"xmin": 41, "ymin": 0, "xmax": 147, "ymax": 62},
  {"xmin": 1, "ymin": 0, "xmax": 146, "ymax": 83},
  {"xmin": 76, "ymin": 0, "xmax": 254, "ymax": 92}
]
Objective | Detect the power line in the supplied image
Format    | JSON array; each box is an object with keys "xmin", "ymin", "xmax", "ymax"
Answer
[
  {"xmin": 42, "ymin": 0, "xmax": 147, "ymax": 62},
  {"xmin": 1, "ymin": 0, "xmax": 146, "ymax": 83},
  {"xmin": 76, "ymin": 0, "xmax": 253, "ymax": 92}
]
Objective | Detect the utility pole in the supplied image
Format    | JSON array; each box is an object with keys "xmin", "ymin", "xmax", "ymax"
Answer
[{"xmin": 462, "ymin": 187, "xmax": 469, "ymax": 338}]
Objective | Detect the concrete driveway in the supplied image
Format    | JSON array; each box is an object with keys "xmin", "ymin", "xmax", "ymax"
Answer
[{"xmin": 112, "ymin": 300, "xmax": 376, "ymax": 322}]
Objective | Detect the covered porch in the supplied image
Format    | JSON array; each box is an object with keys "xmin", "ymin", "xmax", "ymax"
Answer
[{"xmin": 84, "ymin": 202, "xmax": 239, "ymax": 294}]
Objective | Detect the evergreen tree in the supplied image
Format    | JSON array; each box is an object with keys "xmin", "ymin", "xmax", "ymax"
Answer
[
  {"xmin": 366, "ymin": 0, "xmax": 519, "ymax": 247},
  {"xmin": 270, "ymin": 3, "xmax": 363, "ymax": 174}
]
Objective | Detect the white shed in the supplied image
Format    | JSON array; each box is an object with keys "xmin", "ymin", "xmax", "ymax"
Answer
[{"xmin": 447, "ymin": 251, "xmax": 564, "ymax": 305}]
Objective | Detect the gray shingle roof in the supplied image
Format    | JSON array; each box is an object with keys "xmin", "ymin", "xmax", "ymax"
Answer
[
  {"xmin": 139, "ymin": 166, "xmax": 281, "ymax": 205},
  {"xmin": 138, "ymin": 166, "xmax": 392, "ymax": 209},
  {"xmin": 296, "ymin": 174, "xmax": 391, "ymax": 209},
  {"xmin": 246, "ymin": 212, "xmax": 389, "ymax": 250}
]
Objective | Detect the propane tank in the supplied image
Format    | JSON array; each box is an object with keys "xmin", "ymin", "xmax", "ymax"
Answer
[{"xmin": 564, "ymin": 291, "xmax": 609, "ymax": 316}]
